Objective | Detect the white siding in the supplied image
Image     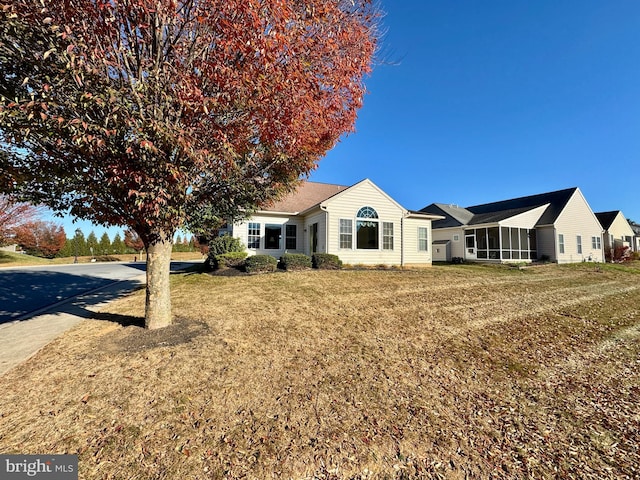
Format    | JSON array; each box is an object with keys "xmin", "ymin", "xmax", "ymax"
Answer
[
  {"xmin": 554, "ymin": 190, "xmax": 604, "ymax": 263},
  {"xmin": 303, "ymin": 210, "xmax": 328, "ymax": 256},
  {"xmin": 501, "ymin": 204, "xmax": 548, "ymax": 229},
  {"xmin": 605, "ymin": 212, "xmax": 635, "ymax": 252},
  {"xmin": 403, "ymin": 218, "xmax": 433, "ymax": 265},
  {"xmin": 431, "ymin": 227, "xmax": 466, "ymax": 259},
  {"xmin": 323, "ymin": 180, "xmax": 404, "ymax": 265},
  {"xmin": 232, "ymin": 214, "xmax": 304, "ymax": 257}
]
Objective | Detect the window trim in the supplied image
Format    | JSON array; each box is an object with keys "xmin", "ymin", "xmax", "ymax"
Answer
[
  {"xmin": 558, "ymin": 233, "xmax": 565, "ymax": 254},
  {"xmin": 576, "ymin": 235, "xmax": 582, "ymax": 254},
  {"xmin": 418, "ymin": 227, "xmax": 429, "ymax": 252},
  {"xmin": 339, "ymin": 218, "xmax": 353, "ymax": 249},
  {"xmin": 285, "ymin": 224, "xmax": 297, "ymax": 250},
  {"xmin": 383, "ymin": 222, "xmax": 394, "ymax": 250},
  {"xmin": 247, "ymin": 222, "xmax": 261, "ymax": 250}
]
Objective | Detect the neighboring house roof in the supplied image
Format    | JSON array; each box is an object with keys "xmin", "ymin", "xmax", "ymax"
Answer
[
  {"xmin": 630, "ymin": 222, "xmax": 640, "ymax": 235},
  {"xmin": 423, "ymin": 187, "xmax": 580, "ymax": 229},
  {"xmin": 263, "ymin": 181, "xmax": 349, "ymax": 213},
  {"xmin": 595, "ymin": 211, "xmax": 620, "ymax": 231},
  {"xmin": 468, "ymin": 206, "xmax": 542, "ymax": 226},
  {"xmin": 420, "ymin": 203, "xmax": 474, "ymax": 228},
  {"xmin": 467, "ymin": 187, "xmax": 578, "ymax": 226}
]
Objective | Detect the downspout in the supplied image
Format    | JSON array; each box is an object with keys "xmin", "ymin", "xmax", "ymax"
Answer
[
  {"xmin": 321, "ymin": 204, "xmax": 329, "ymax": 254},
  {"xmin": 401, "ymin": 215, "xmax": 405, "ymax": 266}
]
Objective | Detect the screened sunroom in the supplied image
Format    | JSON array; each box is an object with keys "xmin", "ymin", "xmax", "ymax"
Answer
[{"xmin": 464, "ymin": 226, "xmax": 537, "ymax": 262}]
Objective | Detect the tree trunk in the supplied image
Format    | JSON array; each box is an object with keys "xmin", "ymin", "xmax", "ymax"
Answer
[{"xmin": 145, "ymin": 234, "xmax": 174, "ymax": 329}]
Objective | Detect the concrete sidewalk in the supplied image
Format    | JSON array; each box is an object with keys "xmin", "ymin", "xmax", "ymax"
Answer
[{"xmin": 0, "ymin": 274, "xmax": 145, "ymax": 375}]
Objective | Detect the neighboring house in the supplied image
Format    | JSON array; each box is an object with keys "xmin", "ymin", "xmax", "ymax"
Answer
[
  {"xmin": 421, "ymin": 187, "xmax": 604, "ymax": 263},
  {"xmin": 0, "ymin": 244, "xmax": 18, "ymax": 253},
  {"xmin": 221, "ymin": 179, "xmax": 443, "ymax": 266},
  {"xmin": 630, "ymin": 221, "xmax": 640, "ymax": 252},
  {"xmin": 595, "ymin": 211, "xmax": 636, "ymax": 257}
]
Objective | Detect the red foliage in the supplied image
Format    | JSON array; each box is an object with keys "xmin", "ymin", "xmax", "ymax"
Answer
[
  {"xmin": 0, "ymin": 195, "xmax": 42, "ymax": 245},
  {"xmin": 1, "ymin": 0, "xmax": 378, "ymax": 327},
  {"xmin": 13, "ymin": 221, "xmax": 66, "ymax": 258},
  {"xmin": 124, "ymin": 229, "xmax": 145, "ymax": 253},
  {"xmin": 0, "ymin": 0, "xmax": 379, "ymax": 243}
]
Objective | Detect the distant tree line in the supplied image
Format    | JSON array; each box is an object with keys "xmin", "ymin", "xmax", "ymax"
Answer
[{"xmin": 56, "ymin": 230, "xmax": 200, "ymax": 258}]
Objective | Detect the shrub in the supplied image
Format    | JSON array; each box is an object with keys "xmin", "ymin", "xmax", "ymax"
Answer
[
  {"xmin": 208, "ymin": 234, "xmax": 245, "ymax": 256},
  {"xmin": 208, "ymin": 251, "xmax": 248, "ymax": 270},
  {"xmin": 244, "ymin": 254, "xmax": 277, "ymax": 274},
  {"xmin": 279, "ymin": 253, "xmax": 312, "ymax": 271},
  {"xmin": 206, "ymin": 234, "xmax": 245, "ymax": 270},
  {"xmin": 312, "ymin": 253, "xmax": 342, "ymax": 270}
]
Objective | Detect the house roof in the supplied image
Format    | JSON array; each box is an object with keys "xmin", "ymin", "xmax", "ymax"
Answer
[
  {"xmin": 423, "ymin": 187, "xmax": 579, "ymax": 229},
  {"xmin": 467, "ymin": 187, "xmax": 578, "ymax": 226},
  {"xmin": 595, "ymin": 211, "xmax": 620, "ymax": 230},
  {"xmin": 467, "ymin": 206, "xmax": 542, "ymax": 226},
  {"xmin": 262, "ymin": 181, "xmax": 349, "ymax": 213},
  {"xmin": 420, "ymin": 203, "xmax": 474, "ymax": 228}
]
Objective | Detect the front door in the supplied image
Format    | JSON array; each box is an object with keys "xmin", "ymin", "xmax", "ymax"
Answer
[
  {"xmin": 465, "ymin": 234, "xmax": 477, "ymax": 260},
  {"xmin": 310, "ymin": 223, "xmax": 318, "ymax": 254}
]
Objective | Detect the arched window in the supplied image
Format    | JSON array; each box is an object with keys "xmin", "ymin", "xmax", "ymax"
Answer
[
  {"xmin": 357, "ymin": 206, "xmax": 378, "ymax": 219},
  {"xmin": 356, "ymin": 206, "xmax": 379, "ymax": 249}
]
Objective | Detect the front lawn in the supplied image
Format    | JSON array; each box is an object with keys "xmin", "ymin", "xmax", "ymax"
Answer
[{"xmin": 1, "ymin": 263, "xmax": 638, "ymax": 479}]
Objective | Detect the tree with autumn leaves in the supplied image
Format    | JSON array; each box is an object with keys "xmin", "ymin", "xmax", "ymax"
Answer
[{"xmin": 0, "ymin": 0, "xmax": 379, "ymax": 329}]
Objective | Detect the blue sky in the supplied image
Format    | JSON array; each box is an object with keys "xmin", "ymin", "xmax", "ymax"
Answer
[{"xmin": 57, "ymin": 0, "xmax": 640, "ymax": 238}]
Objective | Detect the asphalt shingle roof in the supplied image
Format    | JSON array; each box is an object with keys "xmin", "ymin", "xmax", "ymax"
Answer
[
  {"xmin": 594, "ymin": 211, "xmax": 619, "ymax": 230},
  {"xmin": 262, "ymin": 181, "xmax": 349, "ymax": 213}
]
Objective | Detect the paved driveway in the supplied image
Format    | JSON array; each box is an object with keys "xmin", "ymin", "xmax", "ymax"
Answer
[{"xmin": 0, "ymin": 261, "xmax": 200, "ymax": 375}]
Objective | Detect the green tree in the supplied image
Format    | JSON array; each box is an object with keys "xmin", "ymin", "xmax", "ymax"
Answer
[
  {"xmin": 86, "ymin": 231, "xmax": 98, "ymax": 258},
  {"xmin": 112, "ymin": 232, "xmax": 125, "ymax": 255},
  {"xmin": 98, "ymin": 232, "xmax": 112, "ymax": 256},
  {"xmin": 0, "ymin": 0, "xmax": 379, "ymax": 329}
]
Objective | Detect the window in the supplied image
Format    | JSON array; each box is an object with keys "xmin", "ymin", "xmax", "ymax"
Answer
[
  {"xmin": 265, "ymin": 224, "xmax": 281, "ymax": 249},
  {"xmin": 285, "ymin": 224, "xmax": 297, "ymax": 250},
  {"xmin": 576, "ymin": 235, "xmax": 582, "ymax": 254},
  {"xmin": 592, "ymin": 236, "xmax": 601, "ymax": 249},
  {"xmin": 418, "ymin": 227, "xmax": 429, "ymax": 251},
  {"xmin": 356, "ymin": 206, "xmax": 379, "ymax": 249},
  {"xmin": 248, "ymin": 223, "xmax": 260, "ymax": 249},
  {"xmin": 383, "ymin": 222, "xmax": 394, "ymax": 250},
  {"xmin": 453, "ymin": 234, "xmax": 460, "ymax": 242},
  {"xmin": 339, "ymin": 219, "xmax": 352, "ymax": 249},
  {"xmin": 558, "ymin": 234, "xmax": 565, "ymax": 254},
  {"xmin": 357, "ymin": 206, "xmax": 378, "ymax": 219}
]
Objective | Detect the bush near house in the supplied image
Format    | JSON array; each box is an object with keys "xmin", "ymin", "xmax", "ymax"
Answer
[
  {"xmin": 208, "ymin": 252, "xmax": 248, "ymax": 270},
  {"xmin": 312, "ymin": 253, "xmax": 343, "ymax": 270},
  {"xmin": 208, "ymin": 234, "xmax": 245, "ymax": 256},
  {"xmin": 279, "ymin": 253, "xmax": 312, "ymax": 271},
  {"xmin": 606, "ymin": 245, "xmax": 632, "ymax": 263},
  {"xmin": 206, "ymin": 234, "xmax": 246, "ymax": 270},
  {"xmin": 244, "ymin": 254, "xmax": 278, "ymax": 274}
]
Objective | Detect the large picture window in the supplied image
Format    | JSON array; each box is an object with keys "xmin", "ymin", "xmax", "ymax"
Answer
[
  {"xmin": 356, "ymin": 206, "xmax": 379, "ymax": 249},
  {"xmin": 265, "ymin": 224, "xmax": 281, "ymax": 249},
  {"xmin": 247, "ymin": 223, "xmax": 260, "ymax": 249}
]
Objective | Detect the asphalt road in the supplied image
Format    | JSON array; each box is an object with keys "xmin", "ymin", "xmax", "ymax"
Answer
[{"xmin": 0, "ymin": 261, "xmax": 199, "ymax": 324}]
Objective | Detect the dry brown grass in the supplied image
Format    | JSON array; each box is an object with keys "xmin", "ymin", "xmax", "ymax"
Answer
[
  {"xmin": 0, "ymin": 250, "xmax": 204, "ymax": 267},
  {"xmin": 1, "ymin": 262, "xmax": 639, "ymax": 479}
]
